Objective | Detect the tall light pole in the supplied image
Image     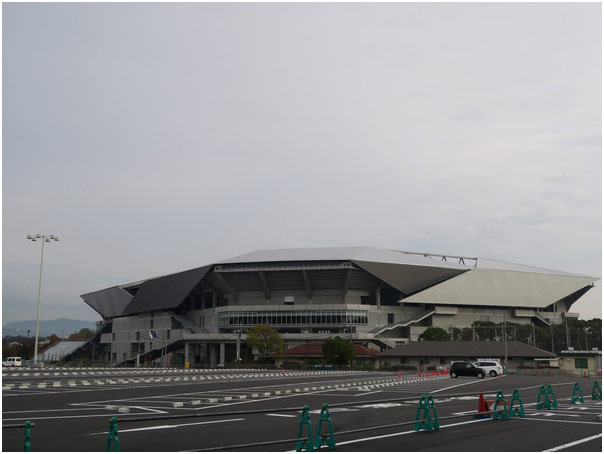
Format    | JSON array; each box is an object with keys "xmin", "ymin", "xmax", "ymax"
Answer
[
  {"xmin": 503, "ymin": 313, "xmax": 508, "ymax": 371},
  {"xmin": 27, "ymin": 233, "xmax": 59, "ymax": 366}
]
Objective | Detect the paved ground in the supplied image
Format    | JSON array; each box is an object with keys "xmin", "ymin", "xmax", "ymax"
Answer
[{"xmin": 2, "ymin": 368, "xmax": 602, "ymax": 451}]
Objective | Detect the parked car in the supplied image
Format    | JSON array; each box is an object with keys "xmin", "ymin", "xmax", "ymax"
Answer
[
  {"xmin": 473, "ymin": 360, "xmax": 503, "ymax": 377},
  {"xmin": 450, "ymin": 361, "xmax": 485, "ymax": 378},
  {"xmin": 2, "ymin": 357, "xmax": 22, "ymax": 367}
]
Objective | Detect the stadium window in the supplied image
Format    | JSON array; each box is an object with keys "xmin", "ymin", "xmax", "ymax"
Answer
[
  {"xmin": 361, "ymin": 295, "xmax": 373, "ymax": 305},
  {"xmin": 388, "ymin": 313, "xmax": 394, "ymax": 324},
  {"xmin": 112, "ymin": 333, "xmax": 116, "ymax": 341},
  {"xmin": 166, "ymin": 330, "xmax": 170, "ymax": 340},
  {"xmin": 575, "ymin": 358, "xmax": 588, "ymax": 369}
]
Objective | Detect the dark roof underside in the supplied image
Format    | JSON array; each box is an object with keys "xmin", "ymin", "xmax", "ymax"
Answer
[
  {"xmin": 80, "ymin": 286, "xmax": 133, "ymax": 318},
  {"xmin": 121, "ymin": 265, "xmax": 213, "ymax": 316}
]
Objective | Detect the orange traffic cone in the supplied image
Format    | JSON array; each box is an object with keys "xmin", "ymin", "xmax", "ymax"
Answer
[
  {"xmin": 474, "ymin": 391, "xmax": 490, "ymax": 419},
  {"xmin": 281, "ymin": 367, "xmax": 285, "ymax": 377},
  {"xmin": 398, "ymin": 370, "xmax": 402, "ymax": 378}
]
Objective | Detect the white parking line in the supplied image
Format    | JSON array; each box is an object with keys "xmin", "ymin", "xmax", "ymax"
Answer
[
  {"xmin": 354, "ymin": 391, "xmax": 382, "ymax": 397},
  {"xmin": 2, "ymin": 412, "xmax": 156, "ymax": 421},
  {"xmin": 543, "ymin": 433, "xmax": 602, "ymax": 451},
  {"xmin": 431, "ymin": 376, "xmax": 500, "ymax": 393},
  {"xmin": 522, "ymin": 417, "xmax": 601, "ymax": 425},
  {"xmin": 334, "ymin": 419, "xmax": 490, "ymax": 447},
  {"xmin": 90, "ymin": 418, "xmax": 245, "ymax": 434}
]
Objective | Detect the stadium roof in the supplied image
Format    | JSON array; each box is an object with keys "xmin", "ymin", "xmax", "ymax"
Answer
[{"xmin": 81, "ymin": 247, "xmax": 599, "ymax": 319}]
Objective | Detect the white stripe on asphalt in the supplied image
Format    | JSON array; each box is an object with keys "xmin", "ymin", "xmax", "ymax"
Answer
[
  {"xmin": 2, "ymin": 412, "xmax": 155, "ymax": 421},
  {"xmin": 543, "ymin": 433, "xmax": 602, "ymax": 451},
  {"xmin": 522, "ymin": 417, "xmax": 601, "ymax": 425},
  {"xmin": 266, "ymin": 413, "xmax": 297, "ymax": 418},
  {"xmin": 335, "ymin": 418, "xmax": 490, "ymax": 446},
  {"xmin": 354, "ymin": 391, "xmax": 382, "ymax": 397},
  {"xmin": 90, "ymin": 418, "xmax": 245, "ymax": 434},
  {"xmin": 431, "ymin": 376, "xmax": 500, "ymax": 393}
]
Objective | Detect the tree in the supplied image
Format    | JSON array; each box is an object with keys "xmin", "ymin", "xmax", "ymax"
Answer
[
  {"xmin": 322, "ymin": 337, "xmax": 355, "ymax": 365},
  {"xmin": 418, "ymin": 327, "xmax": 449, "ymax": 341},
  {"xmin": 245, "ymin": 324, "xmax": 284, "ymax": 363},
  {"xmin": 78, "ymin": 328, "xmax": 95, "ymax": 340},
  {"xmin": 472, "ymin": 321, "xmax": 498, "ymax": 341}
]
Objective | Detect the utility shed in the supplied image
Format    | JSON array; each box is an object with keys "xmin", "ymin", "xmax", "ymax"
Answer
[
  {"xmin": 379, "ymin": 341, "xmax": 556, "ymax": 370},
  {"xmin": 559, "ymin": 349, "xmax": 602, "ymax": 376}
]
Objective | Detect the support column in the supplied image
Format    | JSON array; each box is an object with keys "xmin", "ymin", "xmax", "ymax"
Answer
[
  {"xmin": 375, "ymin": 288, "xmax": 381, "ymax": 309},
  {"xmin": 210, "ymin": 343, "xmax": 217, "ymax": 367},
  {"xmin": 212, "ymin": 292, "xmax": 217, "ymax": 309},
  {"xmin": 184, "ymin": 342, "xmax": 190, "ymax": 368},
  {"xmin": 220, "ymin": 342, "xmax": 225, "ymax": 366}
]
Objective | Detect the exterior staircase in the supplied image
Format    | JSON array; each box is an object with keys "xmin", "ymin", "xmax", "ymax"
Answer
[{"xmin": 371, "ymin": 309, "xmax": 435, "ymax": 336}]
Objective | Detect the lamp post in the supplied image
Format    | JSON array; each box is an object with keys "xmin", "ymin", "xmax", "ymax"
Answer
[{"xmin": 27, "ymin": 233, "xmax": 59, "ymax": 366}]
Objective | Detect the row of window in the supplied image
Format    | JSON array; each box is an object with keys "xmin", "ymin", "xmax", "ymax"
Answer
[{"xmin": 218, "ymin": 310, "xmax": 368, "ymax": 326}]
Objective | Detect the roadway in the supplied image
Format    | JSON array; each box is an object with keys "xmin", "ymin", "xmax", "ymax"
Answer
[{"xmin": 2, "ymin": 368, "xmax": 602, "ymax": 451}]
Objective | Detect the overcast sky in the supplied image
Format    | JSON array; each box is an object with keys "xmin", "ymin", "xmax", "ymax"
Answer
[{"xmin": 2, "ymin": 3, "xmax": 601, "ymax": 326}]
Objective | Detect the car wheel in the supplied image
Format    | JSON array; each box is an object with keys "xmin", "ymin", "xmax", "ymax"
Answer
[
  {"xmin": 450, "ymin": 372, "xmax": 457, "ymax": 378},
  {"xmin": 477, "ymin": 373, "xmax": 484, "ymax": 379},
  {"xmin": 489, "ymin": 370, "xmax": 497, "ymax": 377}
]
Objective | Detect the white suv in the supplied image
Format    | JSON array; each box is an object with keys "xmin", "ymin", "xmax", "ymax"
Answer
[{"xmin": 473, "ymin": 361, "xmax": 502, "ymax": 377}]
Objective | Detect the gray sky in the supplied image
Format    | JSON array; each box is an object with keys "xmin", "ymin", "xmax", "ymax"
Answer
[{"xmin": 2, "ymin": 3, "xmax": 601, "ymax": 325}]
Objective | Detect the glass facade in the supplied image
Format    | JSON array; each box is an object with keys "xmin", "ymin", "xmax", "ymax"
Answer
[{"xmin": 218, "ymin": 310, "xmax": 368, "ymax": 327}]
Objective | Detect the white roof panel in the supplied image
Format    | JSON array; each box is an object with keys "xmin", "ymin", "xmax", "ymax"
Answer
[
  {"xmin": 218, "ymin": 247, "xmax": 470, "ymax": 270},
  {"xmin": 401, "ymin": 268, "xmax": 597, "ymax": 308},
  {"xmin": 476, "ymin": 258, "xmax": 594, "ymax": 277}
]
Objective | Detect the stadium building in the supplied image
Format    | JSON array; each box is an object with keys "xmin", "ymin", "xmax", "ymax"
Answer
[{"xmin": 81, "ymin": 247, "xmax": 598, "ymax": 367}]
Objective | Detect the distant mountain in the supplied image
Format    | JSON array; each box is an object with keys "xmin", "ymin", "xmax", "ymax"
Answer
[{"xmin": 2, "ymin": 318, "xmax": 98, "ymax": 338}]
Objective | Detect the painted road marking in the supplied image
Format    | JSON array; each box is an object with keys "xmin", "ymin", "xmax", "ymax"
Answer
[
  {"xmin": 356, "ymin": 403, "xmax": 408, "ymax": 409},
  {"xmin": 334, "ymin": 419, "xmax": 490, "ymax": 447},
  {"xmin": 354, "ymin": 391, "xmax": 382, "ymax": 397},
  {"xmin": 2, "ymin": 412, "xmax": 157, "ymax": 421},
  {"xmin": 266, "ymin": 413, "xmax": 297, "ymax": 418},
  {"xmin": 431, "ymin": 376, "xmax": 500, "ymax": 393},
  {"xmin": 543, "ymin": 433, "xmax": 602, "ymax": 451},
  {"xmin": 90, "ymin": 418, "xmax": 245, "ymax": 434},
  {"xmin": 522, "ymin": 417, "xmax": 600, "ymax": 425}
]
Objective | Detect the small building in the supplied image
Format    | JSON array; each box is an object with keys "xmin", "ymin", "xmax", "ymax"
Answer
[
  {"xmin": 279, "ymin": 343, "xmax": 379, "ymax": 367},
  {"xmin": 380, "ymin": 340, "xmax": 556, "ymax": 370},
  {"xmin": 559, "ymin": 348, "xmax": 602, "ymax": 376}
]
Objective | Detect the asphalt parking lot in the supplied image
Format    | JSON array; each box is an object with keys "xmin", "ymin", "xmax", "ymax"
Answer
[{"xmin": 2, "ymin": 367, "xmax": 602, "ymax": 451}]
